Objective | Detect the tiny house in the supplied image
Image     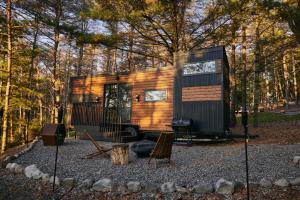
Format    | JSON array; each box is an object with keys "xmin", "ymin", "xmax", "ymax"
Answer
[{"xmin": 69, "ymin": 46, "xmax": 230, "ymax": 140}]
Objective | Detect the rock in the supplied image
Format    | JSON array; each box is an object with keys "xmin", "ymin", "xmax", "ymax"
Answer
[
  {"xmin": 234, "ymin": 181, "xmax": 245, "ymax": 190},
  {"xmin": 293, "ymin": 156, "xmax": 300, "ymax": 164},
  {"xmin": 42, "ymin": 174, "xmax": 50, "ymax": 182},
  {"xmin": 49, "ymin": 176, "xmax": 60, "ymax": 186},
  {"xmin": 259, "ymin": 178, "xmax": 272, "ymax": 188},
  {"xmin": 14, "ymin": 164, "xmax": 24, "ymax": 174},
  {"xmin": 79, "ymin": 178, "xmax": 94, "ymax": 189},
  {"xmin": 24, "ymin": 164, "xmax": 38, "ymax": 178},
  {"xmin": 290, "ymin": 177, "xmax": 300, "ymax": 186},
  {"xmin": 127, "ymin": 181, "xmax": 141, "ymax": 193},
  {"xmin": 161, "ymin": 182, "xmax": 176, "ymax": 193},
  {"xmin": 92, "ymin": 178, "xmax": 113, "ymax": 192},
  {"xmin": 117, "ymin": 184, "xmax": 128, "ymax": 194},
  {"xmin": 62, "ymin": 178, "xmax": 75, "ymax": 187},
  {"xmin": 5, "ymin": 163, "xmax": 12, "ymax": 168},
  {"xmin": 274, "ymin": 178, "xmax": 289, "ymax": 187},
  {"xmin": 7, "ymin": 163, "xmax": 18, "ymax": 172},
  {"xmin": 215, "ymin": 178, "xmax": 235, "ymax": 195},
  {"xmin": 192, "ymin": 183, "xmax": 214, "ymax": 194},
  {"xmin": 144, "ymin": 184, "xmax": 158, "ymax": 193},
  {"xmin": 2, "ymin": 156, "xmax": 16, "ymax": 168},
  {"xmin": 32, "ymin": 170, "xmax": 43, "ymax": 179},
  {"xmin": 175, "ymin": 185, "xmax": 188, "ymax": 194},
  {"xmin": 6, "ymin": 163, "xmax": 13, "ymax": 170}
]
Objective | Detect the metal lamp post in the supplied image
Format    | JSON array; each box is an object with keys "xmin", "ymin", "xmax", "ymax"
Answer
[{"xmin": 241, "ymin": 25, "xmax": 250, "ymax": 200}]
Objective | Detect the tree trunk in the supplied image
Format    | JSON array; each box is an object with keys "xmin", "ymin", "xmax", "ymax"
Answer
[
  {"xmin": 18, "ymin": 107, "xmax": 22, "ymax": 136},
  {"xmin": 111, "ymin": 144, "xmax": 129, "ymax": 165},
  {"xmin": 253, "ymin": 21, "xmax": 260, "ymax": 128},
  {"xmin": 277, "ymin": 67, "xmax": 284, "ymax": 103},
  {"xmin": 39, "ymin": 99, "xmax": 43, "ymax": 126},
  {"xmin": 1, "ymin": 0, "xmax": 12, "ymax": 153},
  {"xmin": 25, "ymin": 18, "xmax": 39, "ymax": 139},
  {"xmin": 63, "ymin": 42, "xmax": 72, "ymax": 127},
  {"xmin": 283, "ymin": 52, "xmax": 289, "ymax": 110},
  {"xmin": 230, "ymin": 42, "xmax": 237, "ymax": 127},
  {"xmin": 241, "ymin": 26, "xmax": 247, "ymax": 114},
  {"xmin": 113, "ymin": 49, "xmax": 117, "ymax": 72},
  {"xmin": 9, "ymin": 113, "xmax": 13, "ymax": 143},
  {"xmin": 273, "ymin": 66, "xmax": 279, "ymax": 107},
  {"xmin": 292, "ymin": 52, "xmax": 298, "ymax": 105},
  {"xmin": 52, "ymin": 0, "xmax": 62, "ymax": 124}
]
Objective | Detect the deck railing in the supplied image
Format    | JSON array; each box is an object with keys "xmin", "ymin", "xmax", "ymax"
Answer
[{"xmin": 71, "ymin": 102, "xmax": 123, "ymax": 142}]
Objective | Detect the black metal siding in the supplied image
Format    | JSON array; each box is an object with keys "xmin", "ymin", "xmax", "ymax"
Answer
[{"xmin": 174, "ymin": 46, "xmax": 230, "ymax": 136}]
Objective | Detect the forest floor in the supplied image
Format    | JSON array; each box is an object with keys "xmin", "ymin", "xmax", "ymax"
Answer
[
  {"xmin": 0, "ymin": 144, "xmax": 27, "ymax": 161},
  {"xmin": 0, "ymin": 119, "xmax": 300, "ymax": 200},
  {"xmin": 230, "ymin": 120, "xmax": 300, "ymax": 145}
]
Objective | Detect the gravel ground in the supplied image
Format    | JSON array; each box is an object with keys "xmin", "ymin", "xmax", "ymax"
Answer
[{"xmin": 14, "ymin": 139, "xmax": 300, "ymax": 187}]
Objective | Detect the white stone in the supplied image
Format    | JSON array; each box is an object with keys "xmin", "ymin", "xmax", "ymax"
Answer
[
  {"xmin": 290, "ymin": 177, "xmax": 300, "ymax": 186},
  {"xmin": 42, "ymin": 174, "xmax": 50, "ymax": 182},
  {"xmin": 6, "ymin": 163, "xmax": 12, "ymax": 170},
  {"xmin": 7, "ymin": 163, "xmax": 18, "ymax": 172},
  {"xmin": 127, "ymin": 181, "xmax": 141, "ymax": 193},
  {"xmin": 24, "ymin": 164, "xmax": 39, "ymax": 178},
  {"xmin": 117, "ymin": 184, "xmax": 128, "ymax": 194},
  {"xmin": 293, "ymin": 156, "xmax": 300, "ymax": 164},
  {"xmin": 14, "ymin": 164, "xmax": 24, "ymax": 174},
  {"xmin": 79, "ymin": 178, "xmax": 94, "ymax": 189},
  {"xmin": 259, "ymin": 178, "xmax": 272, "ymax": 188},
  {"xmin": 175, "ymin": 185, "xmax": 188, "ymax": 194},
  {"xmin": 274, "ymin": 178, "xmax": 289, "ymax": 187},
  {"xmin": 161, "ymin": 182, "xmax": 176, "ymax": 193},
  {"xmin": 215, "ymin": 178, "xmax": 235, "ymax": 195},
  {"xmin": 192, "ymin": 183, "xmax": 214, "ymax": 194},
  {"xmin": 92, "ymin": 178, "xmax": 113, "ymax": 192},
  {"xmin": 62, "ymin": 178, "xmax": 75, "ymax": 187},
  {"xmin": 32, "ymin": 170, "xmax": 43, "ymax": 179},
  {"xmin": 49, "ymin": 176, "xmax": 60, "ymax": 186},
  {"xmin": 144, "ymin": 184, "xmax": 158, "ymax": 193}
]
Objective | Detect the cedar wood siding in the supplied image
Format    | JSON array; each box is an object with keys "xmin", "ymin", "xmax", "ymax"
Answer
[
  {"xmin": 182, "ymin": 85, "xmax": 222, "ymax": 102},
  {"xmin": 70, "ymin": 67, "xmax": 175, "ymax": 131}
]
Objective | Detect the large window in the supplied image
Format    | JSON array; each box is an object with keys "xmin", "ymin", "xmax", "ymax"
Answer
[
  {"xmin": 104, "ymin": 84, "xmax": 132, "ymax": 122},
  {"xmin": 183, "ymin": 60, "xmax": 216, "ymax": 75},
  {"xmin": 145, "ymin": 90, "xmax": 167, "ymax": 102}
]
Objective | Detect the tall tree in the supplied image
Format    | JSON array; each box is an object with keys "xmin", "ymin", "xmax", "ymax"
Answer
[{"xmin": 1, "ymin": 0, "xmax": 12, "ymax": 153}]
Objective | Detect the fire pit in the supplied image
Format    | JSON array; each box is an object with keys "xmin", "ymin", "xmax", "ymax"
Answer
[{"xmin": 131, "ymin": 140, "xmax": 156, "ymax": 157}]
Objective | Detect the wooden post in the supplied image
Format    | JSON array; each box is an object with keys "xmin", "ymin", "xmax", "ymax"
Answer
[{"xmin": 111, "ymin": 144, "xmax": 129, "ymax": 165}]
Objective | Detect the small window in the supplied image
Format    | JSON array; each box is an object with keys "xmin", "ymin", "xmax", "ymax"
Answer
[
  {"xmin": 183, "ymin": 60, "xmax": 216, "ymax": 75},
  {"xmin": 144, "ymin": 90, "xmax": 167, "ymax": 102}
]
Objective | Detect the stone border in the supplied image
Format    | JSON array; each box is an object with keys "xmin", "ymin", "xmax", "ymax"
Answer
[
  {"xmin": 3, "ymin": 144, "xmax": 300, "ymax": 197},
  {"xmin": 4, "ymin": 161, "xmax": 300, "ymax": 197},
  {"xmin": 1, "ymin": 137, "xmax": 39, "ymax": 168}
]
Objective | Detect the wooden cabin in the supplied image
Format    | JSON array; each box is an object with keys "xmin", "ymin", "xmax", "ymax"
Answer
[{"xmin": 69, "ymin": 46, "xmax": 230, "ymax": 141}]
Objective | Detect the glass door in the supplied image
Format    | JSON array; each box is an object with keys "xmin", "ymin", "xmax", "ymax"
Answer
[{"xmin": 104, "ymin": 83, "xmax": 132, "ymax": 123}]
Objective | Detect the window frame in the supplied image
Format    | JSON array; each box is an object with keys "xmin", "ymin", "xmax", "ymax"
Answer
[
  {"xmin": 144, "ymin": 89, "xmax": 168, "ymax": 102},
  {"xmin": 182, "ymin": 60, "xmax": 217, "ymax": 76}
]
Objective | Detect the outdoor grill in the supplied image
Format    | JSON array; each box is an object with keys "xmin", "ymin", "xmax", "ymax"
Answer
[{"xmin": 172, "ymin": 118, "xmax": 192, "ymax": 144}]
